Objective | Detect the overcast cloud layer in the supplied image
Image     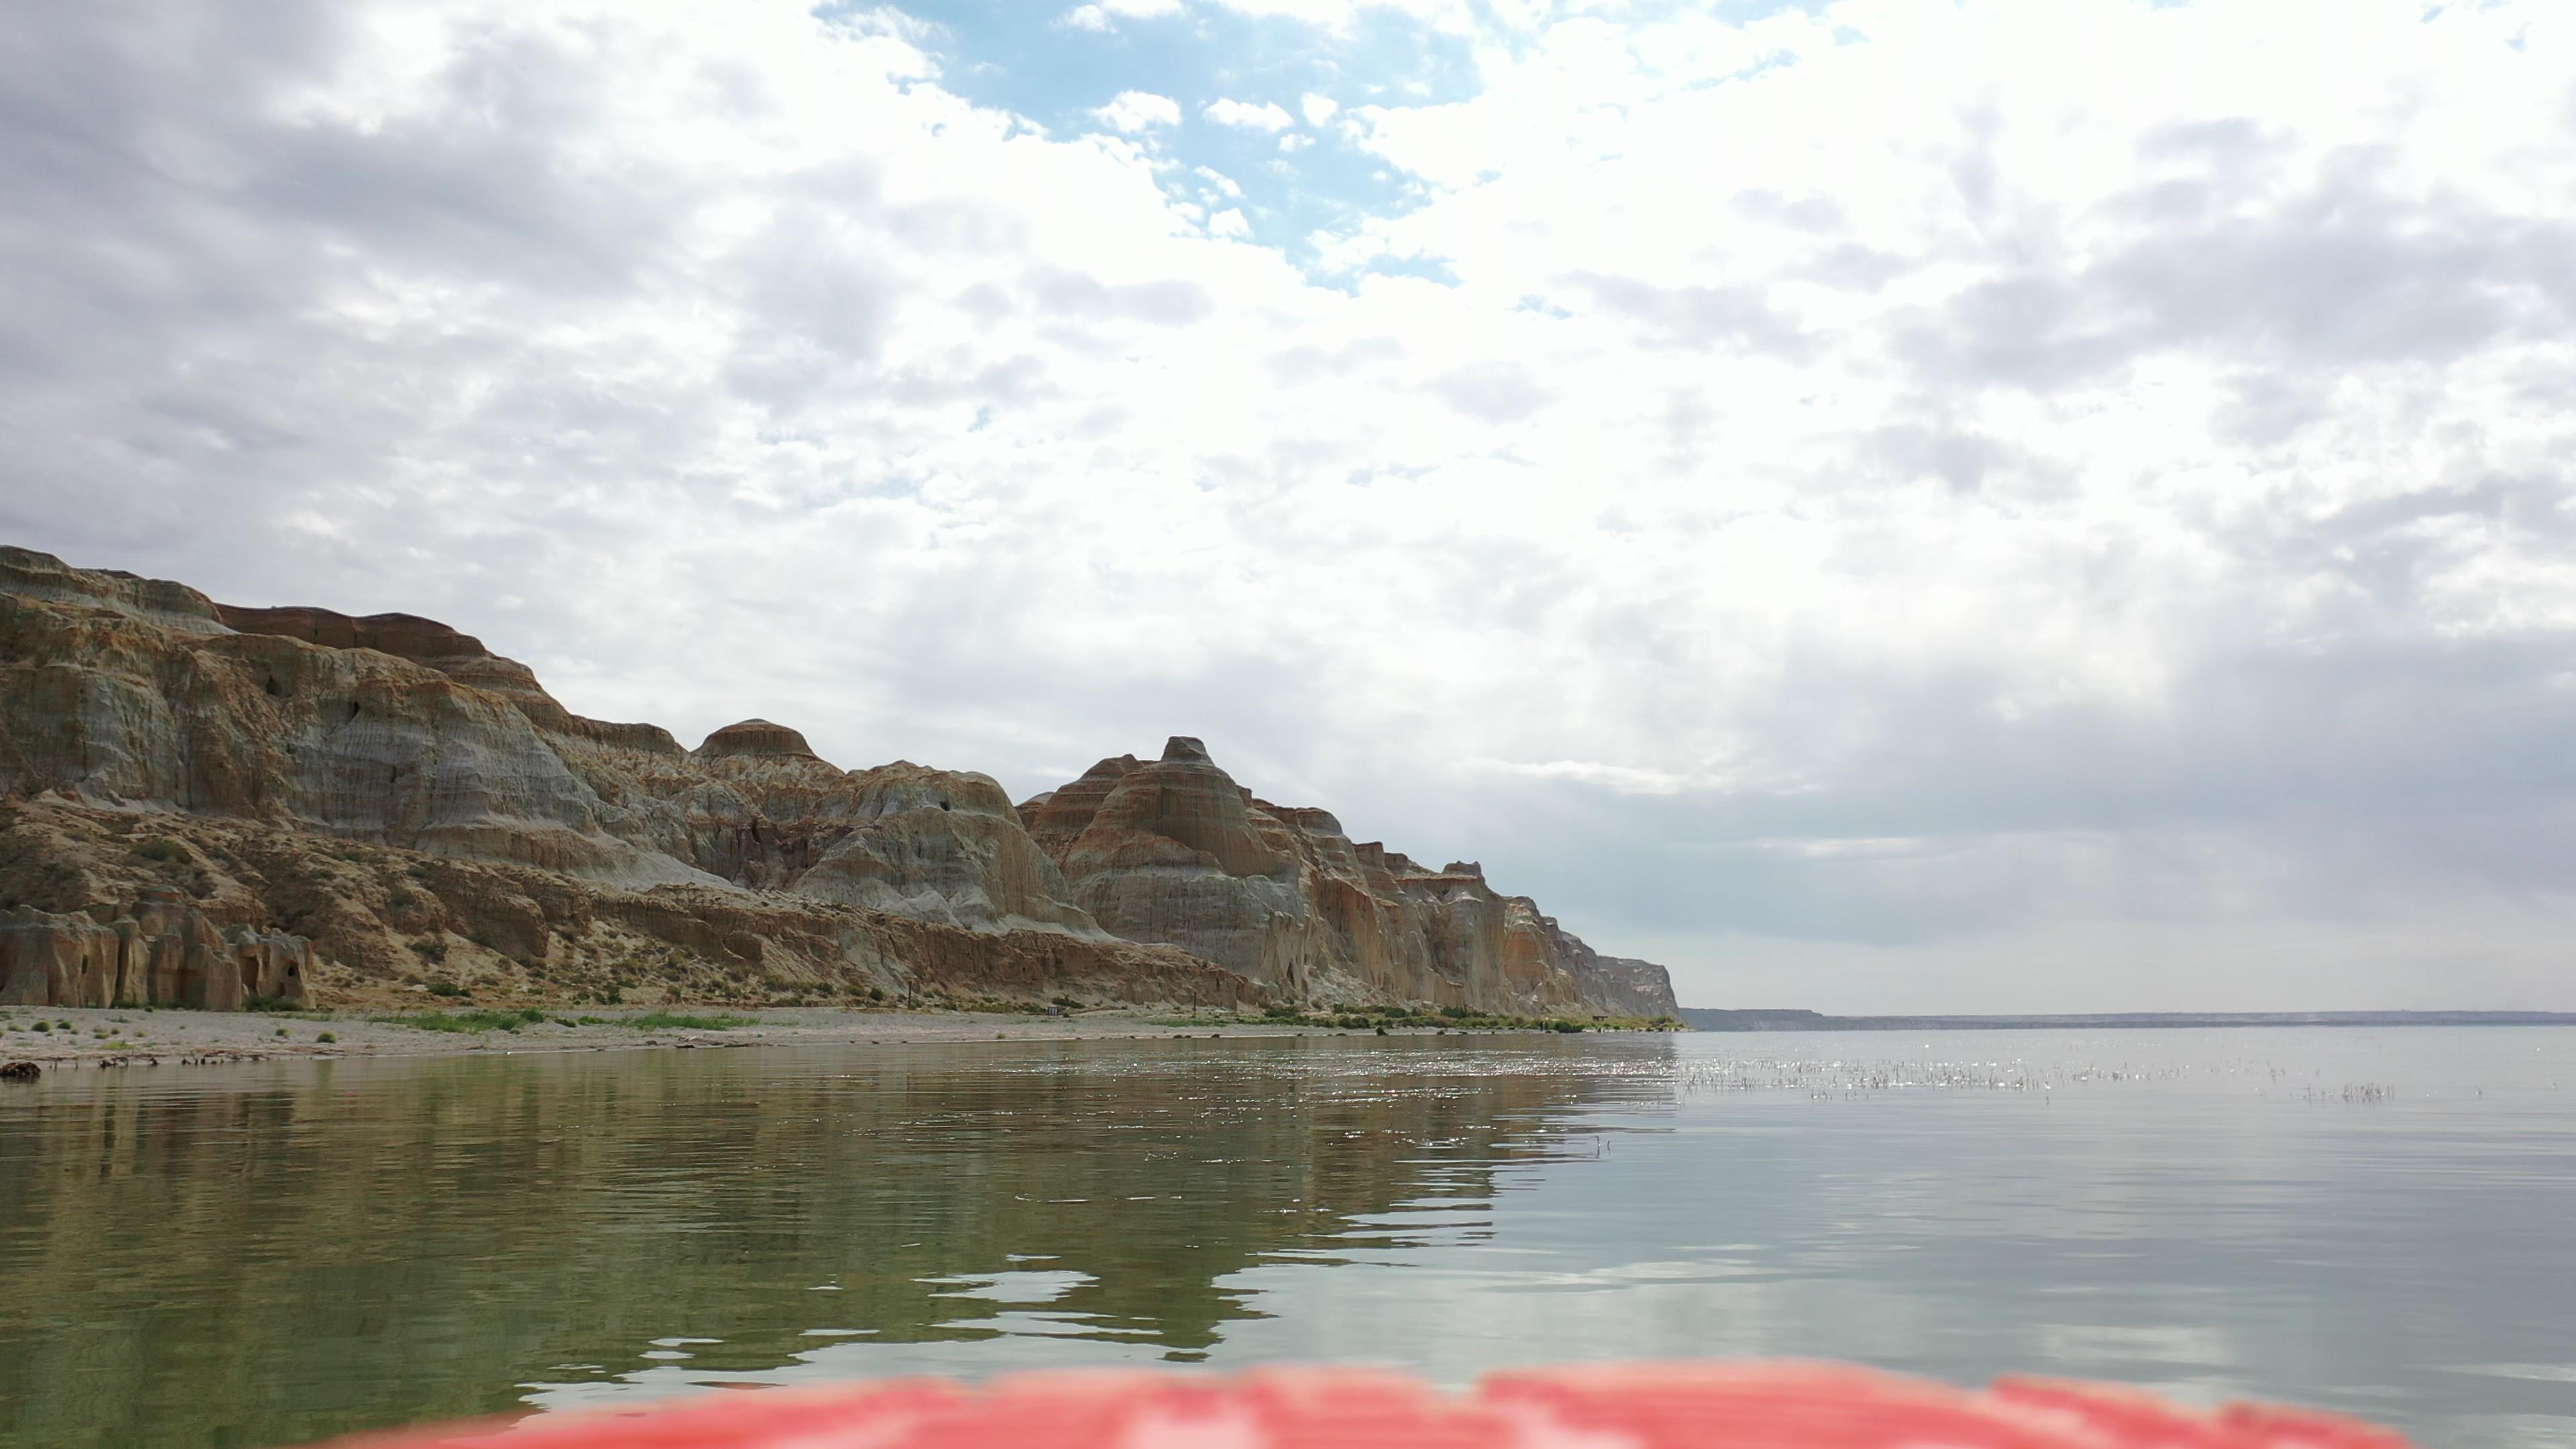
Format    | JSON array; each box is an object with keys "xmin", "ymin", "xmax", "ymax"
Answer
[{"xmin": 5, "ymin": 0, "xmax": 2575, "ymax": 1011}]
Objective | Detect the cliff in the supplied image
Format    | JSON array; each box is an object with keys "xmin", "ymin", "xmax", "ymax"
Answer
[
  {"xmin": 0, "ymin": 546, "xmax": 1676, "ymax": 1016},
  {"xmin": 0, "ymin": 547, "xmax": 1242, "ymax": 1012}
]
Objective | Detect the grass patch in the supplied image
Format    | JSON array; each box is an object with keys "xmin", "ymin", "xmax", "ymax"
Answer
[
  {"xmin": 618, "ymin": 1011, "xmax": 754, "ymax": 1031},
  {"xmin": 373, "ymin": 1008, "xmax": 553, "ymax": 1034},
  {"xmin": 1254, "ymin": 1004, "xmax": 1682, "ymax": 1034}
]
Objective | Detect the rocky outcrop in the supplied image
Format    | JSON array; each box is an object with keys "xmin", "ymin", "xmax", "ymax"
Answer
[
  {"xmin": 0, "ymin": 546, "xmax": 1676, "ymax": 1016},
  {"xmin": 215, "ymin": 599, "xmax": 684, "ymax": 753},
  {"xmin": 0, "ymin": 895, "xmax": 312, "ymax": 1009},
  {"xmin": 1026, "ymin": 740, "xmax": 1311, "ymax": 987},
  {"xmin": 1020, "ymin": 737, "xmax": 1678, "ymax": 1015},
  {"xmin": 791, "ymin": 763, "xmax": 1107, "ymax": 936}
]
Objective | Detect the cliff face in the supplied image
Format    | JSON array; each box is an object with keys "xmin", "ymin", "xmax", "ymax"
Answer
[
  {"xmin": 0, "ymin": 546, "xmax": 1676, "ymax": 1017},
  {"xmin": 0, "ymin": 547, "xmax": 1237, "ymax": 1011},
  {"xmin": 1020, "ymin": 737, "xmax": 1680, "ymax": 1016}
]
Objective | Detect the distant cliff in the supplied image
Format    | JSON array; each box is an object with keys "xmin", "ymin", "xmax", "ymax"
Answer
[{"xmin": 0, "ymin": 546, "xmax": 1675, "ymax": 1016}]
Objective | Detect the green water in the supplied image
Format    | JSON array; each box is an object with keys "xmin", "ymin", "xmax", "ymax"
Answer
[{"xmin": 3, "ymin": 1030, "xmax": 2573, "ymax": 1448}]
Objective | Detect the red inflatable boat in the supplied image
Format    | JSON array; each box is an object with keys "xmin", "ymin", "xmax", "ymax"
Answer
[{"xmin": 323, "ymin": 1362, "xmax": 2410, "ymax": 1448}]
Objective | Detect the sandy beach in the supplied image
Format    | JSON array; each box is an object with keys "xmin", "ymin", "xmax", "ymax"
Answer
[{"xmin": 0, "ymin": 1003, "xmax": 1534, "ymax": 1071}]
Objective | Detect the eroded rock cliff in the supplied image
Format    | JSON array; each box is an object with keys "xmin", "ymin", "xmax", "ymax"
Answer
[
  {"xmin": 0, "ymin": 894, "xmax": 311, "ymax": 1010},
  {"xmin": 0, "ymin": 546, "xmax": 1676, "ymax": 1016}
]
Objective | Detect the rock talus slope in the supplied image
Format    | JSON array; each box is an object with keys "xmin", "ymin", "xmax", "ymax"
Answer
[{"xmin": 0, "ymin": 546, "xmax": 1676, "ymax": 1016}]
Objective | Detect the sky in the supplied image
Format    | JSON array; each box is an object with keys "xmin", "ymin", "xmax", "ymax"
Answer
[{"xmin": 5, "ymin": 0, "xmax": 2575, "ymax": 1013}]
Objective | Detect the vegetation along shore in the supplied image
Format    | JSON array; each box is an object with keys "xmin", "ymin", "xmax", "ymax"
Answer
[{"xmin": 0, "ymin": 1001, "xmax": 1678, "ymax": 1072}]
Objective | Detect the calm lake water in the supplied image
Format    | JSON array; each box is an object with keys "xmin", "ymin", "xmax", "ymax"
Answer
[{"xmin": 3, "ymin": 1028, "xmax": 2572, "ymax": 1448}]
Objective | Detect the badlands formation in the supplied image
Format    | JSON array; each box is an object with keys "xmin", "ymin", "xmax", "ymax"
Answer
[{"xmin": 0, "ymin": 547, "xmax": 1676, "ymax": 1019}]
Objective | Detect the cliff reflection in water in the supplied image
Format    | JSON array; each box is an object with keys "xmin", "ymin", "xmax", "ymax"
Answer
[{"xmin": 0, "ymin": 1036, "xmax": 1672, "ymax": 1449}]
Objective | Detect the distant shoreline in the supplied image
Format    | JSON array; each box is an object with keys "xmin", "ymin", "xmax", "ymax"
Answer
[{"xmin": 1678, "ymin": 1008, "xmax": 2576, "ymax": 1032}]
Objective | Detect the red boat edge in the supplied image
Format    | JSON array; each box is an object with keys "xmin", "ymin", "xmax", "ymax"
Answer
[{"xmin": 309, "ymin": 1361, "xmax": 2414, "ymax": 1449}]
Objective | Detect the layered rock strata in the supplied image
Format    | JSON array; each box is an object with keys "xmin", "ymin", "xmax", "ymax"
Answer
[
  {"xmin": 0, "ymin": 546, "xmax": 1675, "ymax": 1016},
  {"xmin": 0, "ymin": 547, "xmax": 1242, "ymax": 1010}
]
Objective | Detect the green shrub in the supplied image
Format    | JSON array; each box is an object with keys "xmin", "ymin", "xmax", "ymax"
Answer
[
  {"xmin": 129, "ymin": 839, "xmax": 186, "ymax": 865},
  {"xmin": 427, "ymin": 981, "xmax": 468, "ymax": 998},
  {"xmin": 621, "ymin": 1012, "xmax": 753, "ymax": 1031},
  {"xmin": 375, "ymin": 1008, "xmax": 551, "ymax": 1034},
  {"xmin": 316, "ymin": 1032, "xmax": 337, "ymax": 1043}
]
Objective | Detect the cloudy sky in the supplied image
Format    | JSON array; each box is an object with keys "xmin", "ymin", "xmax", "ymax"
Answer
[{"xmin": 7, "ymin": 0, "xmax": 2575, "ymax": 1012}]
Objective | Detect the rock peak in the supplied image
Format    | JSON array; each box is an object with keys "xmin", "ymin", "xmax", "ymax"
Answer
[
  {"xmin": 1161, "ymin": 735, "xmax": 1210, "ymax": 763},
  {"xmin": 696, "ymin": 718, "xmax": 822, "ymax": 762}
]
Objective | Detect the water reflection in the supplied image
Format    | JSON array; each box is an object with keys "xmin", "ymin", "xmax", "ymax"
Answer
[
  {"xmin": 3, "ymin": 1030, "xmax": 2574, "ymax": 1449},
  {"xmin": 0, "ymin": 1036, "xmax": 1659, "ymax": 1448}
]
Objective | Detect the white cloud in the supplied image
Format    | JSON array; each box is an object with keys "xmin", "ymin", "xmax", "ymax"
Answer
[
  {"xmin": 1060, "ymin": 0, "xmax": 1183, "ymax": 27},
  {"xmin": 1091, "ymin": 89, "xmax": 1181, "ymax": 133},
  {"xmin": 9, "ymin": 0, "xmax": 2576, "ymax": 1011},
  {"xmin": 1202, "ymin": 97, "xmax": 1295, "ymax": 131},
  {"xmin": 1195, "ymin": 0, "xmax": 1470, "ymax": 32},
  {"xmin": 1300, "ymin": 93, "xmax": 1338, "ymax": 125}
]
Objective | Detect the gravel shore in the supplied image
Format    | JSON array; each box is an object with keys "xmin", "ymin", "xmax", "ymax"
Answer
[{"xmin": 0, "ymin": 1004, "xmax": 1446, "ymax": 1071}]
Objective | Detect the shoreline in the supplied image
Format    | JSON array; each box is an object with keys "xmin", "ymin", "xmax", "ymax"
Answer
[{"xmin": 0, "ymin": 1004, "xmax": 1639, "ymax": 1071}]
